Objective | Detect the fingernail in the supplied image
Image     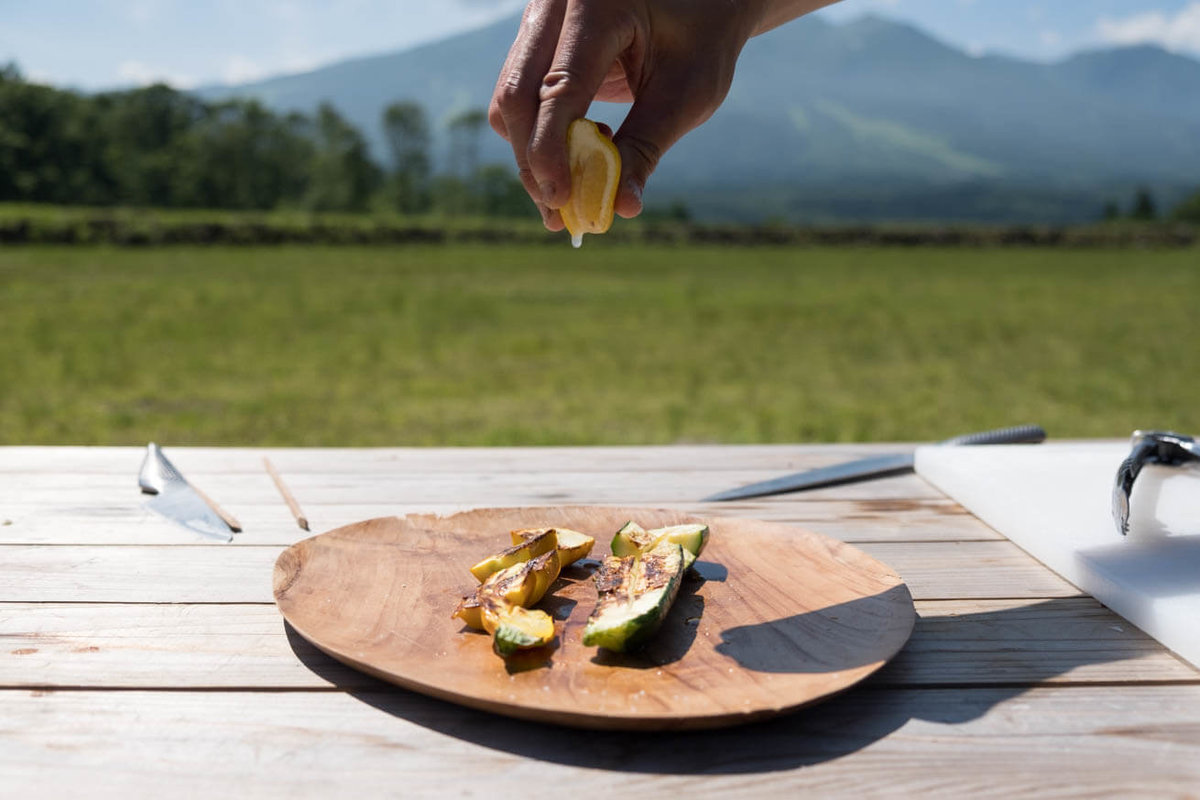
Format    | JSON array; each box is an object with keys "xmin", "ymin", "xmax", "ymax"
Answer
[
  {"xmin": 626, "ymin": 179, "xmax": 643, "ymax": 209},
  {"xmin": 539, "ymin": 181, "xmax": 557, "ymax": 205}
]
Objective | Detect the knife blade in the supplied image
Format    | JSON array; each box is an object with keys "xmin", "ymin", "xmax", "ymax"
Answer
[
  {"xmin": 139, "ymin": 443, "xmax": 234, "ymax": 542},
  {"xmin": 703, "ymin": 425, "xmax": 1047, "ymax": 502}
]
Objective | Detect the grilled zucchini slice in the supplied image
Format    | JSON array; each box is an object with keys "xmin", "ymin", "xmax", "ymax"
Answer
[
  {"xmin": 582, "ymin": 540, "xmax": 686, "ymax": 652},
  {"xmin": 483, "ymin": 601, "xmax": 556, "ymax": 656},
  {"xmin": 611, "ymin": 521, "xmax": 709, "ymax": 570}
]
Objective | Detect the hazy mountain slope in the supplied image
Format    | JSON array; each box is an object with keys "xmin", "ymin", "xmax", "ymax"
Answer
[
  {"xmin": 1052, "ymin": 45, "xmax": 1200, "ymax": 125},
  {"xmin": 201, "ymin": 13, "xmax": 1200, "ymax": 222},
  {"xmin": 666, "ymin": 16, "xmax": 1200, "ymax": 186}
]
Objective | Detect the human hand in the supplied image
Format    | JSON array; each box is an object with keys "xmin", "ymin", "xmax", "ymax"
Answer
[{"xmin": 489, "ymin": 0, "xmax": 779, "ymax": 230}]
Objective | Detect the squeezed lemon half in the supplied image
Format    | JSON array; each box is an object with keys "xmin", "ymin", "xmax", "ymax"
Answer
[{"xmin": 560, "ymin": 119, "xmax": 620, "ymax": 248}]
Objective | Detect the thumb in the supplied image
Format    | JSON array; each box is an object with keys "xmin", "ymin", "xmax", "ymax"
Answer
[{"xmin": 612, "ymin": 71, "xmax": 714, "ymax": 219}]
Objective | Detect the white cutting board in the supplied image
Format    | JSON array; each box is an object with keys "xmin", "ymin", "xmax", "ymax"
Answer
[{"xmin": 915, "ymin": 442, "xmax": 1200, "ymax": 669}]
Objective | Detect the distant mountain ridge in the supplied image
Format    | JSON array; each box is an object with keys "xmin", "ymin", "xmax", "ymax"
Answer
[{"xmin": 200, "ymin": 14, "xmax": 1200, "ymax": 223}]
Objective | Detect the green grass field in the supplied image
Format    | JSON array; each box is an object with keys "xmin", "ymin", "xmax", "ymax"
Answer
[{"xmin": 2, "ymin": 244, "xmax": 1197, "ymax": 445}]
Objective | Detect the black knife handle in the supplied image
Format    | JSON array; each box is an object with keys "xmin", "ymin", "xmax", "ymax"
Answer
[{"xmin": 940, "ymin": 425, "xmax": 1047, "ymax": 446}]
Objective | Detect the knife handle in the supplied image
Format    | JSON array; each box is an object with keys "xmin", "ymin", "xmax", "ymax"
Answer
[
  {"xmin": 941, "ymin": 425, "xmax": 1047, "ymax": 446},
  {"xmin": 190, "ymin": 484, "xmax": 243, "ymax": 533}
]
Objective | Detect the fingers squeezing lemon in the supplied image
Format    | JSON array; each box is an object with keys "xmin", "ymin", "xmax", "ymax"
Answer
[{"xmin": 560, "ymin": 119, "xmax": 620, "ymax": 248}]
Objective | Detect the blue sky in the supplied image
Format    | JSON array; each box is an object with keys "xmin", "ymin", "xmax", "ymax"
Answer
[
  {"xmin": 2, "ymin": 1, "xmax": 1199, "ymax": 90},
  {"xmin": 821, "ymin": 0, "xmax": 1200, "ymax": 60}
]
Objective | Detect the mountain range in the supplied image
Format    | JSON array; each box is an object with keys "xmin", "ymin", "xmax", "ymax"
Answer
[{"xmin": 201, "ymin": 13, "xmax": 1200, "ymax": 223}]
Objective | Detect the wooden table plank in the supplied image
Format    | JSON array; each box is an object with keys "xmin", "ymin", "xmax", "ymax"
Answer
[
  {"xmin": 0, "ymin": 540, "xmax": 1077, "ymax": 603},
  {"xmin": 0, "ymin": 468, "xmax": 946, "ymax": 506},
  {"xmin": 4, "ymin": 444, "xmax": 1194, "ymax": 797},
  {"xmin": 0, "ymin": 545, "xmax": 280, "ymax": 603},
  {"xmin": 2, "ymin": 599, "xmax": 1193, "ymax": 690},
  {"xmin": 0, "ymin": 443, "xmax": 924, "ymax": 474},
  {"xmin": 1, "ymin": 687, "xmax": 1196, "ymax": 797},
  {"xmin": 0, "ymin": 498, "xmax": 997, "ymax": 546},
  {"xmin": 859, "ymin": 541, "xmax": 1081, "ymax": 599},
  {"xmin": 874, "ymin": 598, "xmax": 1198, "ymax": 685}
]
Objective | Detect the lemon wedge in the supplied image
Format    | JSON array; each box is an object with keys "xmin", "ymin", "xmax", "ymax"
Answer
[{"xmin": 560, "ymin": 119, "xmax": 620, "ymax": 248}]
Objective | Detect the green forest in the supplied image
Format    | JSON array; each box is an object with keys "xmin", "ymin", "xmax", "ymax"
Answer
[
  {"xmin": 3, "ymin": 62, "xmax": 1200, "ymax": 226},
  {"xmin": 0, "ymin": 64, "xmax": 529, "ymax": 217}
]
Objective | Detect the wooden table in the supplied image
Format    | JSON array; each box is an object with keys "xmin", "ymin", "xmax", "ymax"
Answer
[{"xmin": 3, "ymin": 445, "xmax": 1198, "ymax": 797}]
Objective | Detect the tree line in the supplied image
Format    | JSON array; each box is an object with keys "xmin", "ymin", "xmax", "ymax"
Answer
[
  {"xmin": 4, "ymin": 63, "xmax": 1200, "ymax": 225},
  {"xmin": 0, "ymin": 64, "xmax": 531, "ymax": 216},
  {"xmin": 1100, "ymin": 187, "xmax": 1200, "ymax": 225}
]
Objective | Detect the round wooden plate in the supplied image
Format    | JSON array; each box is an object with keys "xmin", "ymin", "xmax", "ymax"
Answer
[{"xmin": 273, "ymin": 506, "xmax": 915, "ymax": 730}]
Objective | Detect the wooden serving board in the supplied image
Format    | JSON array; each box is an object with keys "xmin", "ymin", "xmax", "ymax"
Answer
[{"xmin": 273, "ymin": 506, "xmax": 915, "ymax": 730}]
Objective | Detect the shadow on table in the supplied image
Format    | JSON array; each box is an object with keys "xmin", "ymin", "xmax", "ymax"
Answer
[{"xmin": 284, "ymin": 595, "xmax": 1151, "ymax": 775}]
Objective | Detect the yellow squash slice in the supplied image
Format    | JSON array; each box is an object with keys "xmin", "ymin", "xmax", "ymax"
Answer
[
  {"xmin": 454, "ymin": 548, "xmax": 561, "ymax": 632},
  {"xmin": 469, "ymin": 528, "xmax": 558, "ymax": 582},
  {"xmin": 511, "ymin": 526, "xmax": 595, "ymax": 567}
]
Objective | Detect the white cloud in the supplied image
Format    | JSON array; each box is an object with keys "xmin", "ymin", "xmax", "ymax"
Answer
[
  {"xmin": 282, "ymin": 55, "xmax": 320, "ymax": 74},
  {"xmin": 221, "ymin": 55, "xmax": 265, "ymax": 85},
  {"xmin": 116, "ymin": 60, "xmax": 197, "ymax": 89},
  {"xmin": 125, "ymin": 0, "xmax": 164, "ymax": 27},
  {"xmin": 1095, "ymin": 2, "xmax": 1200, "ymax": 54}
]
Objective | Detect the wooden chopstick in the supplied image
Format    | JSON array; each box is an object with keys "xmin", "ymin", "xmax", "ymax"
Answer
[
  {"xmin": 190, "ymin": 484, "xmax": 243, "ymax": 533},
  {"xmin": 264, "ymin": 457, "xmax": 309, "ymax": 531}
]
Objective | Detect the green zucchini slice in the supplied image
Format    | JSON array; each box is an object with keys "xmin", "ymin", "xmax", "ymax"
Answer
[
  {"xmin": 649, "ymin": 523, "xmax": 709, "ymax": 566},
  {"xmin": 611, "ymin": 521, "xmax": 709, "ymax": 570},
  {"xmin": 487, "ymin": 603, "xmax": 556, "ymax": 656},
  {"xmin": 610, "ymin": 520, "xmax": 652, "ymax": 557},
  {"xmin": 582, "ymin": 540, "xmax": 686, "ymax": 652}
]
